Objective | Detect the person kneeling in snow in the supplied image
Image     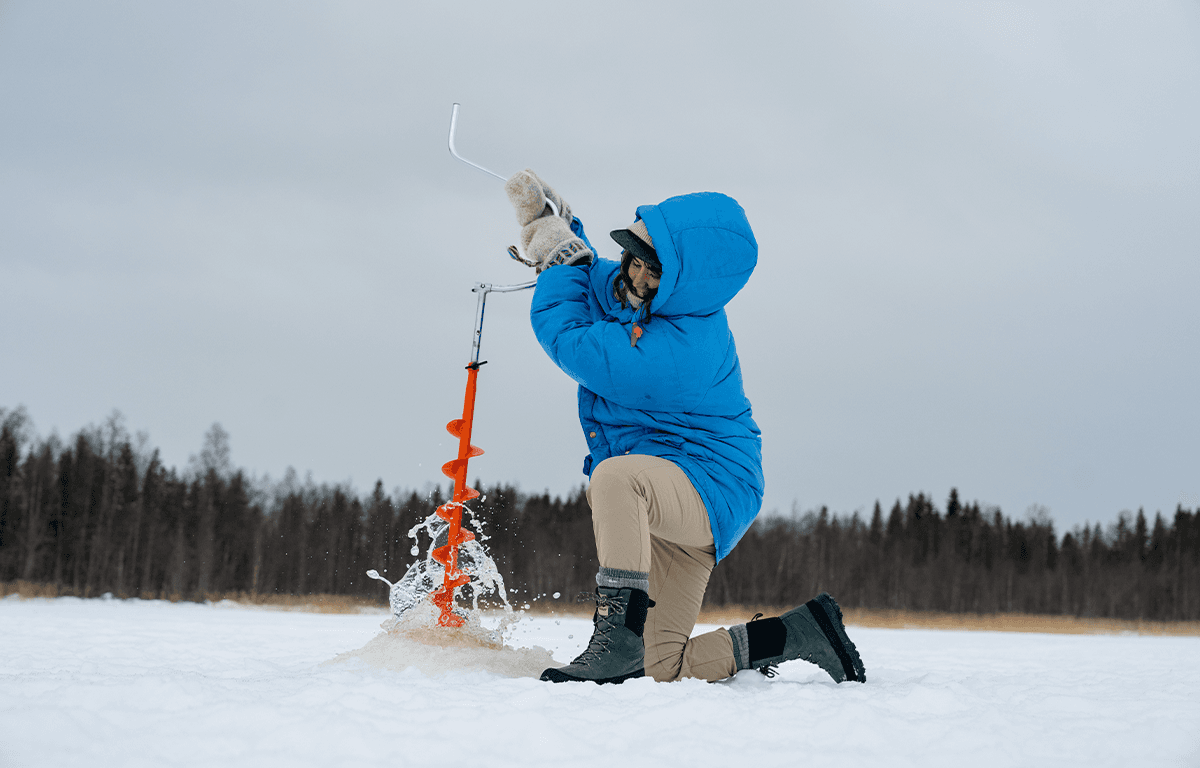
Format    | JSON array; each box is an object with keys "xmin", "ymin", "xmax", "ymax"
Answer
[{"xmin": 505, "ymin": 171, "xmax": 866, "ymax": 685}]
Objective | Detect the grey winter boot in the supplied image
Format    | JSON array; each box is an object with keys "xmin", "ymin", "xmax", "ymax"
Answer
[
  {"xmin": 540, "ymin": 587, "xmax": 650, "ymax": 684},
  {"xmin": 728, "ymin": 592, "xmax": 866, "ymax": 683}
]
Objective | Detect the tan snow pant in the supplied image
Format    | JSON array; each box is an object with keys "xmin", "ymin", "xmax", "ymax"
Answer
[{"xmin": 587, "ymin": 455, "xmax": 738, "ymax": 683}]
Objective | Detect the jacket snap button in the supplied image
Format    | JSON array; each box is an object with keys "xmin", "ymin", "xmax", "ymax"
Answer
[{"xmin": 589, "ymin": 432, "xmax": 596, "ymax": 438}]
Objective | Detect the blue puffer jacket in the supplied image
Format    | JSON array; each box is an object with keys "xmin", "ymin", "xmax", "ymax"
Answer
[{"xmin": 530, "ymin": 192, "xmax": 764, "ymax": 561}]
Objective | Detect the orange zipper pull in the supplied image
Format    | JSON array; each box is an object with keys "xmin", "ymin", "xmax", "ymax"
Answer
[{"xmin": 630, "ymin": 324, "xmax": 643, "ymax": 347}]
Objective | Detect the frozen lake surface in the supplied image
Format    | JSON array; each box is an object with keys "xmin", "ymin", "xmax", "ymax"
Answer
[{"xmin": 1, "ymin": 596, "xmax": 1197, "ymax": 767}]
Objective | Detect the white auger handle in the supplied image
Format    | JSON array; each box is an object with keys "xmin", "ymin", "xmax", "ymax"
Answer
[{"xmin": 448, "ymin": 103, "xmax": 560, "ymax": 217}]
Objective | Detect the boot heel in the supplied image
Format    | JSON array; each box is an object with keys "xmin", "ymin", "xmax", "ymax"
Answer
[{"xmin": 806, "ymin": 593, "xmax": 866, "ymax": 683}]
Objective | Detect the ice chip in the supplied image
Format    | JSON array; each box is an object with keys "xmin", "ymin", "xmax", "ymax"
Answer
[
  {"xmin": 366, "ymin": 570, "xmax": 393, "ymax": 588},
  {"xmin": 383, "ymin": 557, "xmax": 443, "ymax": 619}
]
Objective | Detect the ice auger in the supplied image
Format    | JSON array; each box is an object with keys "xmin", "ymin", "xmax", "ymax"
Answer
[
  {"xmin": 368, "ymin": 103, "xmax": 549, "ymax": 625},
  {"xmin": 429, "ymin": 281, "xmax": 533, "ymax": 627},
  {"xmin": 425, "ymin": 102, "xmax": 546, "ymax": 626}
]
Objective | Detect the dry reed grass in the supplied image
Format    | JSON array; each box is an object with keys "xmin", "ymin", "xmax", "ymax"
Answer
[
  {"xmin": 837, "ymin": 607, "xmax": 1200, "ymax": 637},
  {"xmin": 219, "ymin": 593, "xmax": 388, "ymax": 614},
  {"xmin": 0, "ymin": 581, "xmax": 387, "ymax": 614},
  {"xmin": 525, "ymin": 600, "xmax": 1200, "ymax": 637},
  {"xmin": 1, "ymin": 580, "xmax": 63, "ymax": 599},
  {"xmin": 694, "ymin": 605, "xmax": 1200, "ymax": 637},
  {"xmin": 5, "ymin": 582, "xmax": 1197, "ymax": 634}
]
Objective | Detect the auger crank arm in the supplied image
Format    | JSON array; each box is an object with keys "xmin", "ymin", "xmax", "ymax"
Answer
[{"xmin": 447, "ymin": 103, "xmax": 560, "ymax": 217}]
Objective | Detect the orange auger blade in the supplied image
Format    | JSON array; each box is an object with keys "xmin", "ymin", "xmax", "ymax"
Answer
[{"xmin": 429, "ymin": 363, "xmax": 485, "ymax": 628}]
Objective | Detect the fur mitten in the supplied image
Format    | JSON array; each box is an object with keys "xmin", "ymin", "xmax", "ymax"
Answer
[
  {"xmin": 505, "ymin": 169, "xmax": 572, "ymax": 226},
  {"xmin": 519, "ymin": 215, "xmax": 592, "ymax": 274}
]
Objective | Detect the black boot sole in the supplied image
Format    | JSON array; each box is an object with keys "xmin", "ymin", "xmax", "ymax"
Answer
[
  {"xmin": 540, "ymin": 667, "xmax": 645, "ymax": 684},
  {"xmin": 806, "ymin": 593, "xmax": 867, "ymax": 683}
]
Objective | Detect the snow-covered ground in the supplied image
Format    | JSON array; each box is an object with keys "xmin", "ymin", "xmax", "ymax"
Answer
[{"xmin": 1, "ymin": 596, "xmax": 1197, "ymax": 768}]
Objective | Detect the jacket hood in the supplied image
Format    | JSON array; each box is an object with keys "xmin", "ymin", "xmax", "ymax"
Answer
[{"xmin": 634, "ymin": 192, "xmax": 757, "ymax": 317}]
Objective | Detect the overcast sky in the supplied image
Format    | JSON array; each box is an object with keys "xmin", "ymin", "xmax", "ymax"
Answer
[{"xmin": 2, "ymin": 1, "xmax": 1197, "ymax": 533}]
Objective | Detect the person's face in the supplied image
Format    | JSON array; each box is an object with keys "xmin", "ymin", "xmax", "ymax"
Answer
[{"xmin": 626, "ymin": 255, "xmax": 661, "ymax": 299}]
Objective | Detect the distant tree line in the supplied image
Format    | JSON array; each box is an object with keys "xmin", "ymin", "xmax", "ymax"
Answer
[
  {"xmin": 2, "ymin": 407, "xmax": 1197, "ymax": 620},
  {"xmin": 715, "ymin": 491, "xmax": 1199, "ymax": 621}
]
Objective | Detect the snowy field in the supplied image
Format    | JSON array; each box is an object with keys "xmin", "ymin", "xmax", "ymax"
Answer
[{"xmin": 1, "ymin": 597, "xmax": 1198, "ymax": 768}]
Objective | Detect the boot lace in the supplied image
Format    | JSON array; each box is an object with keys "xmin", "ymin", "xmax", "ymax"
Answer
[
  {"xmin": 575, "ymin": 591, "xmax": 628, "ymax": 615},
  {"xmin": 567, "ymin": 592, "xmax": 630, "ymax": 665}
]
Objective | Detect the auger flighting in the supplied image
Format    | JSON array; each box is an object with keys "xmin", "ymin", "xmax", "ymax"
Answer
[{"xmin": 428, "ymin": 366, "xmax": 482, "ymax": 626}]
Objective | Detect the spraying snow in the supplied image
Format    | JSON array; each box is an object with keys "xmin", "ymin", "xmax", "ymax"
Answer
[
  {"xmin": 355, "ymin": 504, "xmax": 552, "ymax": 676},
  {"xmin": 367, "ymin": 503, "xmax": 514, "ymax": 619}
]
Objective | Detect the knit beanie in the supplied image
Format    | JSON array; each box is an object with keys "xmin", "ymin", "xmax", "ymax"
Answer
[{"xmin": 610, "ymin": 219, "xmax": 660, "ymax": 271}]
